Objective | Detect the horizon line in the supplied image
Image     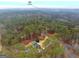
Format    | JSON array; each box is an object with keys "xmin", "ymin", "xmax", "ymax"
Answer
[{"xmin": 0, "ymin": 7, "xmax": 79, "ymax": 9}]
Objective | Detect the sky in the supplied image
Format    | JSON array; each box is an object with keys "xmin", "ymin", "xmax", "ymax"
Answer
[{"xmin": 0, "ymin": 0, "xmax": 79, "ymax": 9}]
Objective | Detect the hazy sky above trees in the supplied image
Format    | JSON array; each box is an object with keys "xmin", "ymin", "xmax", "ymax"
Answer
[{"xmin": 0, "ymin": 0, "xmax": 79, "ymax": 9}]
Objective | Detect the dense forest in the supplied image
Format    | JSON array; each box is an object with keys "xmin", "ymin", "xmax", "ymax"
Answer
[{"xmin": 0, "ymin": 8, "xmax": 79, "ymax": 58}]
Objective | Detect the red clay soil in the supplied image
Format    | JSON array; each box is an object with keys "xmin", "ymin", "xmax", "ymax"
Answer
[
  {"xmin": 21, "ymin": 31, "xmax": 55, "ymax": 45},
  {"xmin": 21, "ymin": 33, "xmax": 37, "ymax": 45},
  {"xmin": 21, "ymin": 39, "xmax": 32, "ymax": 45},
  {"xmin": 62, "ymin": 39, "xmax": 72, "ymax": 45},
  {"xmin": 48, "ymin": 31, "xmax": 55, "ymax": 34}
]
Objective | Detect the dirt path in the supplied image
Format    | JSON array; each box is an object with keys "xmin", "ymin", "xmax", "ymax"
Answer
[{"xmin": 38, "ymin": 36, "xmax": 48, "ymax": 49}]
